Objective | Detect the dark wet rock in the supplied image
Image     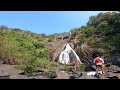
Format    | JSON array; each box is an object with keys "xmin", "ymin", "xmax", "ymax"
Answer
[
  {"xmin": 94, "ymin": 74, "xmax": 100, "ymax": 78},
  {"xmin": 108, "ymin": 52, "xmax": 120, "ymax": 66},
  {"xmin": 106, "ymin": 76, "xmax": 118, "ymax": 79},
  {"xmin": 69, "ymin": 76, "xmax": 74, "ymax": 79},
  {"xmin": 72, "ymin": 70, "xmax": 82, "ymax": 76},
  {"xmin": 72, "ymin": 73, "xmax": 82, "ymax": 79},
  {"xmin": 69, "ymin": 75, "xmax": 82, "ymax": 79},
  {"xmin": 36, "ymin": 68, "xmax": 45, "ymax": 72},
  {"xmin": 113, "ymin": 71, "xmax": 120, "ymax": 73},
  {"xmin": 69, "ymin": 72, "xmax": 97, "ymax": 79},
  {"xmin": 48, "ymin": 71, "xmax": 57, "ymax": 79},
  {"xmin": 84, "ymin": 64, "xmax": 93, "ymax": 72},
  {"xmin": 19, "ymin": 71, "xmax": 26, "ymax": 75},
  {"xmin": 69, "ymin": 75, "xmax": 79, "ymax": 79},
  {"xmin": 91, "ymin": 65, "xmax": 96, "ymax": 71}
]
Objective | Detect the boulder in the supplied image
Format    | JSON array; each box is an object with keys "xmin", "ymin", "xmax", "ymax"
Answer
[
  {"xmin": 69, "ymin": 72, "xmax": 97, "ymax": 79},
  {"xmin": 84, "ymin": 64, "xmax": 93, "ymax": 72},
  {"xmin": 48, "ymin": 71, "xmax": 57, "ymax": 79},
  {"xmin": 109, "ymin": 52, "xmax": 120, "ymax": 66},
  {"xmin": 106, "ymin": 76, "xmax": 118, "ymax": 79},
  {"xmin": 91, "ymin": 65, "xmax": 96, "ymax": 71},
  {"xmin": 70, "ymin": 72, "xmax": 82, "ymax": 79},
  {"xmin": 0, "ymin": 69, "xmax": 10, "ymax": 79},
  {"xmin": 36, "ymin": 68, "xmax": 45, "ymax": 72},
  {"xmin": 103, "ymin": 71, "xmax": 118, "ymax": 79},
  {"xmin": 104, "ymin": 65, "xmax": 120, "ymax": 72},
  {"xmin": 72, "ymin": 70, "xmax": 82, "ymax": 76}
]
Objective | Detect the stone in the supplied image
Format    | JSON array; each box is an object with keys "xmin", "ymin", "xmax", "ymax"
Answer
[
  {"xmin": 37, "ymin": 68, "xmax": 44, "ymax": 72},
  {"xmin": 91, "ymin": 65, "xmax": 96, "ymax": 71},
  {"xmin": 48, "ymin": 71, "xmax": 57, "ymax": 79},
  {"xmin": 104, "ymin": 65, "xmax": 120, "ymax": 72},
  {"xmin": 0, "ymin": 69, "xmax": 10, "ymax": 79}
]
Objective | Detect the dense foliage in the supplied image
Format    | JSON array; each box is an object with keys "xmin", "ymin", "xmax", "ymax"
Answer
[
  {"xmin": 70, "ymin": 12, "xmax": 120, "ymax": 57},
  {"xmin": 0, "ymin": 26, "xmax": 54, "ymax": 73}
]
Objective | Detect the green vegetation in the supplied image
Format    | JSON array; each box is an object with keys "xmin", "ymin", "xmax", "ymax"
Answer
[
  {"xmin": 64, "ymin": 64, "xmax": 72, "ymax": 71},
  {"xmin": 87, "ymin": 12, "xmax": 120, "ymax": 50},
  {"xmin": 0, "ymin": 26, "xmax": 57, "ymax": 73},
  {"xmin": 46, "ymin": 34, "xmax": 57, "ymax": 42},
  {"xmin": 76, "ymin": 64, "xmax": 87, "ymax": 71},
  {"xmin": 63, "ymin": 63, "xmax": 87, "ymax": 72},
  {"xmin": 70, "ymin": 12, "xmax": 120, "ymax": 56}
]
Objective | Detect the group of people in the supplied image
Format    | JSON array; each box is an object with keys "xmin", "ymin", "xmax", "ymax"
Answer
[{"xmin": 69, "ymin": 55, "xmax": 105, "ymax": 75}]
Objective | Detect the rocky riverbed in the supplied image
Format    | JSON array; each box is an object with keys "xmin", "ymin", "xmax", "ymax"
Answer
[{"xmin": 0, "ymin": 63, "xmax": 120, "ymax": 79}]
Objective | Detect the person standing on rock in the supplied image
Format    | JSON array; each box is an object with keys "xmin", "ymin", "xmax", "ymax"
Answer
[
  {"xmin": 70, "ymin": 60, "xmax": 79, "ymax": 70},
  {"xmin": 93, "ymin": 56, "xmax": 105, "ymax": 74}
]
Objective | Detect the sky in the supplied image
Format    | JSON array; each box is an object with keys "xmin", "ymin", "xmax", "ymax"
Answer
[{"xmin": 0, "ymin": 11, "xmax": 113, "ymax": 35}]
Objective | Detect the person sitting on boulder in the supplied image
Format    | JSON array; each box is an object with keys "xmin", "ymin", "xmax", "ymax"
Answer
[{"xmin": 93, "ymin": 56, "xmax": 105, "ymax": 74}]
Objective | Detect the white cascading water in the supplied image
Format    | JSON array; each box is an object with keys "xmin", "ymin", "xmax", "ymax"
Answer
[{"xmin": 59, "ymin": 43, "xmax": 82, "ymax": 64}]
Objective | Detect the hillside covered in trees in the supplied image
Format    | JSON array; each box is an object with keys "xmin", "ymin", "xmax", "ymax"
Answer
[
  {"xmin": 0, "ymin": 26, "xmax": 59, "ymax": 73},
  {"xmin": 0, "ymin": 11, "xmax": 120, "ymax": 79},
  {"xmin": 71, "ymin": 12, "xmax": 120, "ymax": 51}
]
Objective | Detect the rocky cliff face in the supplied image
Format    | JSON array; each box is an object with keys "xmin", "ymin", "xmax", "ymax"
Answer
[
  {"xmin": 46, "ymin": 34, "xmax": 98, "ymax": 64},
  {"xmin": 108, "ymin": 51, "xmax": 120, "ymax": 66},
  {"xmin": 46, "ymin": 40, "xmax": 74, "ymax": 61},
  {"xmin": 46, "ymin": 32, "xmax": 120, "ymax": 67}
]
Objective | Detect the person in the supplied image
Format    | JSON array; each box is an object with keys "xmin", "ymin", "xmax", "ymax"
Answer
[
  {"xmin": 93, "ymin": 56, "xmax": 105, "ymax": 74},
  {"xmin": 70, "ymin": 60, "xmax": 79, "ymax": 70}
]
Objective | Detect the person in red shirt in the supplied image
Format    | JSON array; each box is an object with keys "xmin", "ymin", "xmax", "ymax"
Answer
[
  {"xmin": 70, "ymin": 60, "xmax": 79, "ymax": 70},
  {"xmin": 93, "ymin": 56, "xmax": 105, "ymax": 74}
]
